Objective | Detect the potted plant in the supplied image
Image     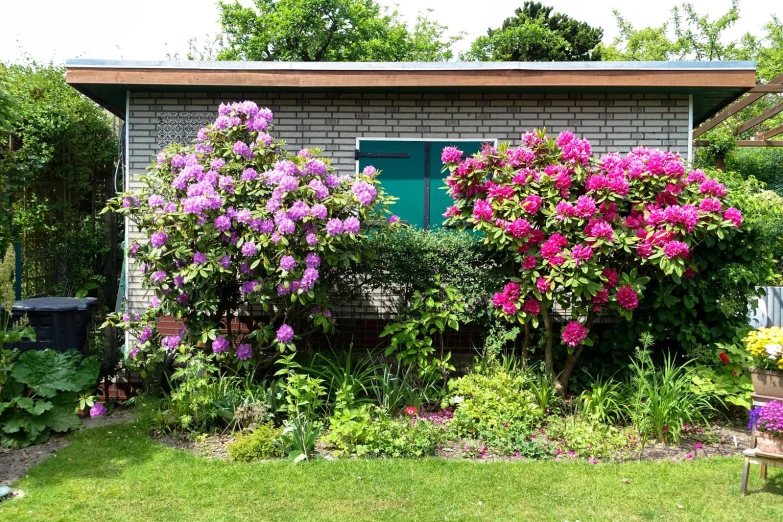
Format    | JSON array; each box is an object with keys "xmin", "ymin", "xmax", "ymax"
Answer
[
  {"xmin": 749, "ymin": 400, "xmax": 783, "ymax": 455},
  {"xmin": 742, "ymin": 327, "xmax": 783, "ymax": 399}
]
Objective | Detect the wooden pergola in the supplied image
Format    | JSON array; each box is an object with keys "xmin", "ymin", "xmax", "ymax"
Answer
[{"xmin": 693, "ymin": 72, "xmax": 783, "ymax": 150}]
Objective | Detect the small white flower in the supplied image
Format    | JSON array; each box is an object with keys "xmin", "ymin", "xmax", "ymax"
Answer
[
  {"xmin": 452, "ymin": 395, "xmax": 464, "ymax": 404},
  {"xmin": 765, "ymin": 343, "xmax": 782, "ymax": 357}
]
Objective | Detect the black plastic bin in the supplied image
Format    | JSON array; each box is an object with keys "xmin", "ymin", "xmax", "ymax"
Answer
[{"xmin": 2, "ymin": 297, "xmax": 97, "ymax": 354}]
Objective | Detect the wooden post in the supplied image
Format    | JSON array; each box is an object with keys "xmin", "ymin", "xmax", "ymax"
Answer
[{"xmin": 715, "ymin": 152, "xmax": 725, "ymax": 171}]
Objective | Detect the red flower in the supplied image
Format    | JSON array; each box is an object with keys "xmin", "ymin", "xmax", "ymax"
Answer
[
  {"xmin": 404, "ymin": 406, "xmax": 418, "ymax": 416},
  {"xmin": 719, "ymin": 352, "xmax": 730, "ymax": 365}
]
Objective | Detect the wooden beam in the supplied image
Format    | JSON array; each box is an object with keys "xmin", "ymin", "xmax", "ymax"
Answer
[
  {"xmin": 693, "ymin": 71, "xmax": 783, "ymax": 139},
  {"xmin": 748, "ymin": 85, "xmax": 783, "ymax": 93},
  {"xmin": 737, "ymin": 140, "xmax": 783, "ymax": 147},
  {"xmin": 734, "ymin": 103, "xmax": 783, "ymax": 135},
  {"xmin": 65, "ymin": 66, "xmax": 756, "ymax": 90},
  {"xmin": 761, "ymin": 125, "xmax": 783, "ymax": 140},
  {"xmin": 694, "ymin": 139, "xmax": 783, "ymax": 147}
]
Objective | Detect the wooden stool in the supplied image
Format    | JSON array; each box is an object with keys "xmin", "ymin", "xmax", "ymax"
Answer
[{"xmin": 741, "ymin": 448, "xmax": 783, "ymax": 494}]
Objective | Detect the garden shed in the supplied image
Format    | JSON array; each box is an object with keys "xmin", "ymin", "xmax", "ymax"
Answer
[{"xmin": 65, "ymin": 59, "xmax": 756, "ymax": 328}]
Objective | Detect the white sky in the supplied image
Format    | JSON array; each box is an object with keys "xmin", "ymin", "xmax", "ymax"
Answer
[{"xmin": 1, "ymin": 0, "xmax": 781, "ymax": 63}]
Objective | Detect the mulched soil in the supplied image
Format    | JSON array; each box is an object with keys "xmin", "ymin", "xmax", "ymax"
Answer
[
  {"xmin": 0, "ymin": 409, "xmax": 135, "ymax": 491},
  {"xmin": 156, "ymin": 423, "xmax": 752, "ymax": 464}
]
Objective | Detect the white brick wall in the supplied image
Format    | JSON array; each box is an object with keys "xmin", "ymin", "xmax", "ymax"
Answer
[{"xmin": 125, "ymin": 91, "xmax": 690, "ymax": 314}]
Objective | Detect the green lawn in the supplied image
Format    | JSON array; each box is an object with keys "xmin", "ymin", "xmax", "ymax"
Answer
[{"xmin": 1, "ymin": 422, "xmax": 782, "ymax": 522}]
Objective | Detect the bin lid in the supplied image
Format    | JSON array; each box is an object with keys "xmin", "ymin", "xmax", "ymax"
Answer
[{"xmin": 8, "ymin": 297, "xmax": 98, "ymax": 312}]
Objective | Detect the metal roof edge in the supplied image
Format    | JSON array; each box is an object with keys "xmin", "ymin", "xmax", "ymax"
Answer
[{"xmin": 64, "ymin": 59, "xmax": 757, "ymax": 72}]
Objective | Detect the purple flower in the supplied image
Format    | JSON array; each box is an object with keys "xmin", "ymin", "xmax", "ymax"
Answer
[
  {"xmin": 388, "ymin": 215, "xmax": 400, "ymax": 224},
  {"xmin": 276, "ymin": 324, "xmax": 294, "ymax": 344},
  {"xmin": 171, "ymin": 154, "xmax": 186, "ymax": 168},
  {"xmin": 305, "ymin": 253, "xmax": 321, "ymax": 268},
  {"xmin": 149, "ymin": 297, "xmax": 161, "ymax": 308},
  {"xmin": 193, "ymin": 252, "xmax": 207, "ymax": 264},
  {"xmin": 148, "ymin": 195, "xmax": 165, "ymax": 207},
  {"xmin": 241, "ymin": 241, "xmax": 257, "ymax": 257},
  {"xmin": 310, "ymin": 204, "xmax": 328, "ymax": 220},
  {"xmin": 236, "ymin": 343, "xmax": 253, "ymax": 361},
  {"xmin": 214, "ymin": 215, "xmax": 232, "ymax": 232},
  {"xmin": 139, "ymin": 327, "xmax": 153, "ymax": 343},
  {"xmin": 150, "ymin": 231, "xmax": 168, "ymax": 249},
  {"xmin": 233, "ymin": 141, "xmax": 253, "ymax": 159},
  {"xmin": 303, "ymin": 159, "xmax": 327, "ymax": 176},
  {"xmin": 352, "ymin": 181, "xmax": 377, "ymax": 206},
  {"xmin": 241, "ymin": 168, "xmax": 258, "ymax": 181},
  {"xmin": 288, "ymin": 201, "xmax": 310, "ymax": 221},
  {"xmin": 129, "ymin": 243, "xmax": 140, "ymax": 258},
  {"xmin": 257, "ymin": 133, "xmax": 272, "ymax": 146},
  {"xmin": 280, "ymin": 255, "xmax": 297, "ymax": 271},
  {"xmin": 324, "ymin": 174, "xmax": 340, "ymax": 188},
  {"xmin": 306, "ymin": 233, "xmax": 318, "ymax": 246},
  {"xmin": 176, "ymin": 292, "xmax": 190, "ymax": 306},
  {"xmin": 211, "ymin": 158, "xmax": 226, "ymax": 170},
  {"xmin": 326, "ymin": 218, "xmax": 343, "ymax": 236},
  {"xmin": 89, "ymin": 403, "xmax": 107, "ymax": 417},
  {"xmin": 308, "ymin": 180, "xmax": 329, "ymax": 200},
  {"xmin": 343, "ymin": 216, "xmax": 360, "ymax": 234},
  {"xmin": 219, "ymin": 256, "xmax": 231, "ymax": 269},
  {"xmin": 151, "ymin": 270, "xmax": 166, "ymax": 283},
  {"xmin": 173, "ymin": 275, "xmax": 184, "ymax": 288},
  {"xmin": 161, "ymin": 334, "xmax": 180, "ymax": 350},
  {"xmin": 240, "ymin": 281, "xmax": 258, "ymax": 294},
  {"xmin": 212, "ymin": 336, "xmax": 229, "ymax": 354},
  {"xmin": 219, "ymin": 175, "xmax": 235, "ymax": 194}
]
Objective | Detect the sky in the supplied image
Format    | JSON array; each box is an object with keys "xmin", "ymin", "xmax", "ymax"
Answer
[{"xmin": 1, "ymin": 0, "xmax": 781, "ymax": 63}]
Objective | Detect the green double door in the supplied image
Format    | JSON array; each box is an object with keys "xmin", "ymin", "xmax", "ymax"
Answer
[{"xmin": 357, "ymin": 140, "xmax": 485, "ymax": 229}]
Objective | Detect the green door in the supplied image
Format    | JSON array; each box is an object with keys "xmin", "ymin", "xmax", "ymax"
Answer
[{"xmin": 357, "ymin": 140, "xmax": 486, "ymax": 229}]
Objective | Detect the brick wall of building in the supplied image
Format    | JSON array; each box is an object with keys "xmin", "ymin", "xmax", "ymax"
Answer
[{"xmin": 125, "ymin": 91, "xmax": 690, "ymax": 316}]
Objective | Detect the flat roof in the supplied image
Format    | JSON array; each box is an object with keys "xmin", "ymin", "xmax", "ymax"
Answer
[{"xmin": 65, "ymin": 59, "xmax": 756, "ymax": 125}]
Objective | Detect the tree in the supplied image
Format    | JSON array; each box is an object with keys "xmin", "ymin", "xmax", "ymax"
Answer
[
  {"xmin": 215, "ymin": 0, "xmax": 461, "ymax": 62},
  {"xmin": 602, "ymin": 0, "xmax": 740, "ymax": 61},
  {"xmin": 441, "ymin": 131, "xmax": 742, "ymax": 394},
  {"xmin": 462, "ymin": 2, "xmax": 603, "ymax": 62}
]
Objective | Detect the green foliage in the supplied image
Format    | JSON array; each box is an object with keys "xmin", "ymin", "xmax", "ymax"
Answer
[
  {"xmin": 448, "ymin": 365, "xmax": 540, "ymax": 438},
  {"xmin": 463, "ymin": 2, "xmax": 603, "ymax": 61},
  {"xmin": 0, "ymin": 61, "xmax": 116, "ymax": 295},
  {"xmin": 690, "ymin": 343, "xmax": 753, "ymax": 410},
  {"xmin": 544, "ymin": 415, "xmax": 638, "ymax": 460},
  {"xmin": 0, "ymin": 65, "xmax": 16, "ymax": 133},
  {"xmin": 274, "ymin": 415, "xmax": 322, "ymax": 462},
  {"xmin": 304, "ymin": 347, "xmax": 378, "ymax": 411},
  {"xmin": 227, "ymin": 422, "xmax": 284, "ymax": 461},
  {"xmin": 353, "ymin": 228, "xmax": 503, "ymax": 331},
  {"xmin": 381, "ymin": 281, "xmax": 463, "ymax": 377},
  {"xmin": 0, "ymin": 349, "xmax": 99, "ymax": 447},
  {"xmin": 614, "ymin": 169, "xmax": 783, "ymax": 351},
  {"xmin": 625, "ymin": 343, "xmax": 715, "ymax": 444},
  {"xmin": 602, "ymin": 0, "xmax": 741, "ymax": 61},
  {"xmin": 700, "ymin": 127, "xmax": 737, "ymax": 160},
  {"xmin": 275, "ymin": 354, "xmax": 326, "ymax": 420},
  {"xmin": 724, "ymin": 148, "xmax": 783, "ymax": 197},
  {"xmin": 216, "ymin": 0, "xmax": 461, "ymax": 62},
  {"xmin": 366, "ymin": 358, "xmax": 442, "ymax": 415},
  {"xmin": 324, "ymin": 407, "xmax": 451, "ymax": 457},
  {"xmin": 577, "ymin": 373, "xmax": 625, "ymax": 424}
]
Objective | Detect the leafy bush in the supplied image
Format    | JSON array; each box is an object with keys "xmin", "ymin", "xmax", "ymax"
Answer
[
  {"xmin": 578, "ymin": 373, "xmax": 626, "ymax": 424},
  {"xmin": 324, "ymin": 407, "xmax": 451, "ymax": 458},
  {"xmin": 448, "ymin": 365, "xmax": 540, "ymax": 437},
  {"xmin": 725, "ymin": 147, "xmax": 783, "ymax": 196},
  {"xmin": 366, "ymin": 358, "xmax": 442, "ymax": 415},
  {"xmin": 544, "ymin": 415, "xmax": 638, "ymax": 460},
  {"xmin": 442, "ymin": 131, "xmax": 741, "ymax": 392},
  {"xmin": 625, "ymin": 343, "xmax": 715, "ymax": 443},
  {"xmin": 274, "ymin": 415, "xmax": 322, "ymax": 462},
  {"xmin": 381, "ymin": 282, "xmax": 463, "ymax": 378},
  {"xmin": 227, "ymin": 422, "xmax": 284, "ymax": 461},
  {"xmin": 304, "ymin": 347, "xmax": 378, "ymax": 411},
  {"xmin": 352, "ymin": 228, "xmax": 504, "ymax": 328},
  {"xmin": 690, "ymin": 342, "xmax": 753, "ymax": 410},
  {"xmin": 0, "ymin": 349, "xmax": 99, "ymax": 447},
  {"xmin": 105, "ymin": 100, "xmax": 398, "ymax": 370}
]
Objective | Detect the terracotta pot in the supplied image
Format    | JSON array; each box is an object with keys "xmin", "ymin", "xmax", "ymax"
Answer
[
  {"xmin": 750, "ymin": 369, "xmax": 783, "ymax": 399},
  {"xmin": 755, "ymin": 431, "xmax": 783, "ymax": 455}
]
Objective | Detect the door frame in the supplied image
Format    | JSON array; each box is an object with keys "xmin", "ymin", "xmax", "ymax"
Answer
[{"xmin": 355, "ymin": 137, "xmax": 498, "ymax": 228}]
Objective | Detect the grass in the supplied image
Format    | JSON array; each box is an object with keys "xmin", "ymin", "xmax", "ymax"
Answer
[{"xmin": 1, "ymin": 421, "xmax": 782, "ymax": 522}]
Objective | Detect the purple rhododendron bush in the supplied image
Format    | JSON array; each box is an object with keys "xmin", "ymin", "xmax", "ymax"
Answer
[
  {"xmin": 104, "ymin": 101, "xmax": 398, "ymax": 369},
  {"xmin": 442, "ymin": 130, "xmax": 743, "ymax": 393}
]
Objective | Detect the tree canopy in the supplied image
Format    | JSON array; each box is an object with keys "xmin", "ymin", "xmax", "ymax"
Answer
[
  {"xmin": 215, "ymin": 0, "xmax": 461, "ymax": 62},
  {"xmin": 462, "ymin": 2, "xmax": 603, "ymax": 62}
]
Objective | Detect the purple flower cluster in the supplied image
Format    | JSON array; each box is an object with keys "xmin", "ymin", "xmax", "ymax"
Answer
[
  {"xmin": 352, "ymin": 181, "xmax": 377, "ymax": 206},
  {"xmin": 212, "ymin": 336, "xmax": 229, "ymax": 354},
  {"xmin": 277, "ymin": 324, "xmax": 294, "ymax": 344},
  {"xmin": 150, "ymin": 231, "xmax": 168, "ymax": 249},
  {"xmin": 749, "ymin": 400, "xmax": 783, "ymax": 437}
]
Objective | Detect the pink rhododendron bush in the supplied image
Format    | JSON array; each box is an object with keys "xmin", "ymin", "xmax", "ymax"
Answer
[
  {"xmin": 442, "ymin": 130, "xmax": 743, "ymax": 393},
  {"xmin": 104, "ymin": 101, "xmax": 397, "ymax": 368}
]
